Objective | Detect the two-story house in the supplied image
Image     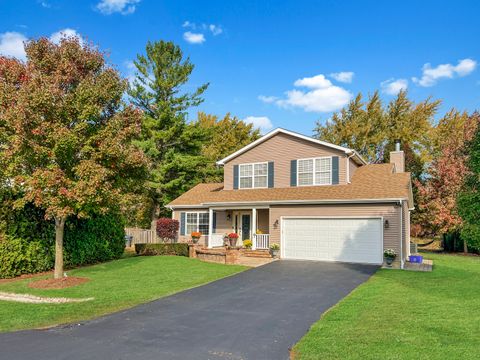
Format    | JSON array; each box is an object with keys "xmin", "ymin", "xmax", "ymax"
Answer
[{"xmin": 167, "ymin": 128, "xmax": 413, "ymax": 267}]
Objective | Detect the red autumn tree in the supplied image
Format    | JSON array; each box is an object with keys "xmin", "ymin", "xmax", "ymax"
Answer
[
  {"xmin": 0, "ymin": 36, "xmax": 148, "ymax": 278},
  {"xmin": 156, "ymin": 218, "xmax": 179, "ymax": 242},
  {"xmin": 415, "ymin": 111, "xmax": 478, "ymax": 238}
]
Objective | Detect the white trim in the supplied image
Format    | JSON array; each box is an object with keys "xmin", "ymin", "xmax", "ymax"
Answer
[
  {"xmin": 238, "ymin": 161, "xmax": 269, "ymax": 189},
  {"xmin": 216, "ymin": 128, "xmax": 367, "ymax": 165},
  {"xmin": 346, "ymin": 153, "xmax": 355, "ymax": 183},
  {"xmin": 207, "ymin": 208, "xmax": 213, "ymax": 248},
  {"xmin": 400, "ymin": 200, "xmax": 404, "ymax": 269},
  {"xmin": 185, "ymin": 211, "xmax": 210, "ymax": 237},
  {"xmin": 252, "ymin": 208, "xmax": 257, "ymax": 250},
  {"xmin": 280, "ymin": 216, "xmax": 384, "ymax": 265},
  {"xmin": 297, "ymin": 156, "xmax": 332, "ymax": 186}
]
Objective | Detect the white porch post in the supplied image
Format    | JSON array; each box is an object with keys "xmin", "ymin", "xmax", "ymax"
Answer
[
  {"xmin": 252, "ymin": 208, "xmax": 257, "ymax": 250},
  {"xmin": 208, "ymin": 208, "xmax": 213, "ymax": 249}
]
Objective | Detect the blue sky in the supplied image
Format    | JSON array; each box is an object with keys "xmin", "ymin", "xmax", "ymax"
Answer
[{"xmin": 1, "ymin": 0, "xmax": 479, "ymax": 135}]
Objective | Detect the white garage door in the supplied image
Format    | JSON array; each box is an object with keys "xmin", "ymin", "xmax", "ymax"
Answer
[{"xmin": 282, "ymin": 218, "xmax": 383, "ymax": 264}]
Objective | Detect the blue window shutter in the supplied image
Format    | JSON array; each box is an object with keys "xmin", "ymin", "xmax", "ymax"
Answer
[
  {"xmin": 332, "ymin": 156, "xmax": 339, "ymax": 184},
  {"xmin": 290, "ymin": 160, "xmax": 297, "ymax": 186},
  {"xmin": 180, "ymin": 212, "xmax": 186, "ymax": 235},
  {"xmin": 212, "ymin": 211, "xmax": 216, "ymax": 233},
  {"xmin": 233, "ymin": 165, "xmax": 239, "ymax": 189},
  {"xmin": 268, "ymin": 161, "xmax": 274, "ymax": 188}
]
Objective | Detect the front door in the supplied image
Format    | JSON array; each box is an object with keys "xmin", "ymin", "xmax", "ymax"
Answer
[{"xmin": 241, "ymin": 214, "xmax": 251, "ymax": 241}]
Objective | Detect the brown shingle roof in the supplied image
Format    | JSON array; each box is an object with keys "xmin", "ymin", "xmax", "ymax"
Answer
[{"xmin": 167, "ymin": 163, "xmax": 412, "ymax": 207}]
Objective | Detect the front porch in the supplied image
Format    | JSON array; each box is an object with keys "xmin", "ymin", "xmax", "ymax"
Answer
[{"xmin": 206, "ymin": 207, "xmax": 271, "ymax": 250}]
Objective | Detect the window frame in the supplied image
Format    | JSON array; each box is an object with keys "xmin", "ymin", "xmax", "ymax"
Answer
[
  {"xmin": 185, "ymin": 211, "xmax": 210, "ymax": 235},
  {"xmin": 238, "ymin": 161, "xmax": 269, "ymax": 189},
  {"xmin": 297, "ymin": 156, "xmax": 332, "ymax": 186}
]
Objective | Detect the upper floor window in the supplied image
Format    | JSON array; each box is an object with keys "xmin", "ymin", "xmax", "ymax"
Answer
[
  {"xmin": 186, "ymin": 212, "xmax": 209, "ymax": 235},
  {"xmin": 297, "ymin": 157, "xmax": 332, "ymax": 186},
  {"xmin": 239, "ymin": 162, "xmax": 268, "ymax": 189}
]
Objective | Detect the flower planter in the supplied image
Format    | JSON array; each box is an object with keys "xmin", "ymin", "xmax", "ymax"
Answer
[
  {"xmin": 385, "ymin": 256, "xmax": 395, "ymax": 267},
  {"xmin": 228, "ymin": 238, "xmax": 237, "ymax": 247},
  {"xmin": 192, "ymin": 237, "xmax": 200, "ymax": 244},
  {"xmin": 270, "ymin": 249, "xmax": 279, "ymax": 258}
]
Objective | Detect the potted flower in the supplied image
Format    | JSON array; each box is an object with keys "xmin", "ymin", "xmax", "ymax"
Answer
[
  {"xmin": 269, "ymin": 243, "xmax": 280, "ymax": 258},
  {"xmin": 191, "ymin": 231, "xmax": 202, "ymax": 244},
  {"xmin": 227, "ymin": 232, "xmax": 239, "ymax": 247},
  {"xmin": 243, "ymin": 239, "xmax": 252, "ymax": 249},
  {"xmin": 384, "ymin": 248, "xmax": 396, "ymax": 267}
]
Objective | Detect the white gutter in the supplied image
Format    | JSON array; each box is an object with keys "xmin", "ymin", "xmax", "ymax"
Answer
[{"xmin": 168, "ymin": 198, "xmax": 406, "ymax": 209}]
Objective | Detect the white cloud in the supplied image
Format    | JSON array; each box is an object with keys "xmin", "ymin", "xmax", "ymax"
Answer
[
  {"xmin": 329, "ymin": 71, "xmax": 354, "ymax": 83},
  {"xmin": 182, "ymin": 21, "xmax": 194, "ymax": 29},
  {"xmin": 183, "ymin": 31, "xmax": 205, "ymax": 44},
  {"xmin": 50, "ymin": 28, "xmax": 83, "ymax": 45},
  {"xmin": 273, "ymin": 74, "xmax": 352, "ymax": 113},
  {"xmin": 96, "ymin": 0, "xmax": 140, "ymax": 15},
  {"xmin": 381, "ymin": 78, "xmax": 408, "ymax": 95},
  {"xmin": 38, "ymin": 1, "xmax": 51, "ymax": 8},
  {"xmin": 412, "ymin": 58, "xmax": 477, "ymax": 87},
  {"xmin": 209, "ymin": 24, "xmax": 223, "ymax": 36},
  {"xmin": 258, "ymin": 95, "xmax": 278, "ymax": 103},
  {"xmin": 124, "ymin": 60, "xmax": 136, "ymax": 84},
  {"xmin": 243, "ymin": 116, "xmax": 273, "ymax": 133},
  {"xmin": 0, "ymin": 32, "xmax": 27, "ymax": 60}
]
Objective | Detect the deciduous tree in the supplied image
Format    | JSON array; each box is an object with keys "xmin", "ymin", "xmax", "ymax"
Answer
[{"xmin": 0, "ymin": 37, "xmax": 148, "ymax": 278}]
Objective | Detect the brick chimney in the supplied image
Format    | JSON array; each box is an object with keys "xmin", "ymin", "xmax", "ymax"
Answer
[{"xmin": 390, "ymin": 140, "xmax": 405, "ymax": 173}]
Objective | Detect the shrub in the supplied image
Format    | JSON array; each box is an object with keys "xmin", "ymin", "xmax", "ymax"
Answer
[
  {"xmin": 384, "ymin": 248, "xmax": 397, "ymax": 259},
  {"xmin": 156, "ymin": 218, "xmax": 179, "ymax": 241},
  {"xmin": 0, "ymin": 237, "xmax": 53, "ymax": 279},
  {"xmin": 270, "ymin": 243, "xmax": 280, "ymax": 251},
  {"xmin": 243, "ymin": 239, "xmax": 252, "ymax": 248},
  {"xmin": 64, "ymin": 212, "xmax": 126, "ymax": 267},
  {"xmin": 460, "ymin": 224, "xmax": 480, "ymax": 253},
  {"xmin": 135, "ymin": 243, "xmax": 189, "ymax": 257}
]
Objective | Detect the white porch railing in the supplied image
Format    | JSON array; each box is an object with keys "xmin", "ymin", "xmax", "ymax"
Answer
[
  {"xmin": 209, "ymin": 233, "xmax": 225, "ymax": 248},
  {"xmin": 253, "ymin": 234, "xmax": 270, "ymax": 249}
]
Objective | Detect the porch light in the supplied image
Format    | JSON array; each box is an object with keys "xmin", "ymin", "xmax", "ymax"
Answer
[
  {"xmin": 384, "ymin": 219, "xmax": 389, "ymax": 229},
  {"xmin": 273, "ymin": 219, "xmax": 279, "ymax": 228}
]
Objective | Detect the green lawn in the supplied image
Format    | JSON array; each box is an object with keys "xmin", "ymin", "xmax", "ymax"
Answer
[
  {"xmin": 0, "ymin": 255, "xmax": 246, "ymax": 332},
  {"xmin": 293, "ymin": 253, "xmax": 480, "ymax": 359}
]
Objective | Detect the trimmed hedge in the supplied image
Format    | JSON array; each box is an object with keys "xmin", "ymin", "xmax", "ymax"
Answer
[
  {"xmin": 0, "ymin": 237, "xmax": 53, "ymax": 279},
  {"xmin": 135, "ymin": 243, "xmax": 189, "ymax": 257},
  {"xmin": 0, "ymin": 193, "xmax": 126, "ymax": 278},
  {"xmin": 64, "ymin": 212, "xmax": 126, "ymax": 267}
]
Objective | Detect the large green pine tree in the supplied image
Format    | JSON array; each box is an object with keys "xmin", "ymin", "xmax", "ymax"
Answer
[{"xmin": 128, "ymin": 40, "xmax": 209, "ymax": 225}]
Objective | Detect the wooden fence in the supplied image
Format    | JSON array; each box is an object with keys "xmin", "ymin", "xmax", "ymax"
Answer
[{"xmin": 125, "ymin": 228, "xmax": 158, "ymax": 245}]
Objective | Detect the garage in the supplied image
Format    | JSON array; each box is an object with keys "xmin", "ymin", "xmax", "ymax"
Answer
[{"xmin": 282, "ymin": 217, "xmax": 383, "ymax": 264}]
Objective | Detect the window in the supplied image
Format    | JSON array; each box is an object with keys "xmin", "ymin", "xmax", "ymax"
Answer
[
  {"xmin": 297, "ymin": 157, "xmax": 332, "ymax": 186},
  {"xmin": 186, "ymin": 212, "xmax": 209, "ymax": 235},
  {"xmin": 239, "ymin": 162, "xmax": 268, "ymax": 189}
]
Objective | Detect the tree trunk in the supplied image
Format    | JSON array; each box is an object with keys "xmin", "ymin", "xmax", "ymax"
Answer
[
  {"xmin": 464, "ymin": 238, "xmax": 468, "ymax": 255},
  {"xmin": 54, "ymin": 217, "xmax": 66, "ymax": 279},
  {"xmin": 150, "ymin": 205, "xmax": 158, "ymax": 231}
]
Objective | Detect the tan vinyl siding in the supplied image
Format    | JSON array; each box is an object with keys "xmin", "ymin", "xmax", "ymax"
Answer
[
  {"xmin": 269, "ymin": 204, "xmax": 402, "ymax": 261},
  {"xmin": 214, "ymin": 210, "xmax": 232, "ymax": 235},
  {"xmin": 257, "ymin": 208, "xmax": 269, "ymax": 233},
  {"xmin": 348, "ymin": 157, "xmax": 359, "ymax": 182},
  {"xmin": 173, "ymin": 208, "xmax": 209, "ymax": 245},
  {"xmin": 223, "ymin": 132, "xmax": 348, "ymax": 190}
]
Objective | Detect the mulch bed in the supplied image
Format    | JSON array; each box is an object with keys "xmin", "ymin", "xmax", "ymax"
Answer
[
  {"xmin": 28, "ymin": 277, "xmax": 90, "ymax": 290},
  {"xmin": 0, "ymin": 271, "xmax": 53, "ymax": 284}
]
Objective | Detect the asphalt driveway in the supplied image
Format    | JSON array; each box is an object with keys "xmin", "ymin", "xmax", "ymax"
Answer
[{"xmin": 0, "ymin": 260, "xmax": 378, "ymax": 360}]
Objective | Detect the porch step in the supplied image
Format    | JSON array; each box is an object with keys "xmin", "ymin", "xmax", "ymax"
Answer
[{"xmin": 242, "ymin": 249, "xmax": 272, "ymax": 258}]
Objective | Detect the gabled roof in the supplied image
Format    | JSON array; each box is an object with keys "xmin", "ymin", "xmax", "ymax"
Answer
[
  {"xmin": 167, "ymin": 163, "xmax": 412, "ymax": 208},
  {"xmin": 216, "ymin": 128, "xmax": 367, "ymax": 165}
]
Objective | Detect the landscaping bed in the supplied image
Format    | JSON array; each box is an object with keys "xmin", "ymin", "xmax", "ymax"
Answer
[{"xmin": 293, "ymin": 253, "xmax": 480, "ymax": 359}]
